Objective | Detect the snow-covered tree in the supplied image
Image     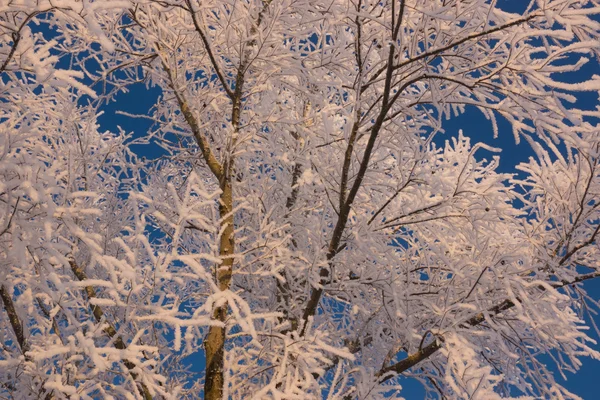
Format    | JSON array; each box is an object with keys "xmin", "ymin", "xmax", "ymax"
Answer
[{"xmin": 1, "ymin": 0, "xmax": 600, "ymax": 398}]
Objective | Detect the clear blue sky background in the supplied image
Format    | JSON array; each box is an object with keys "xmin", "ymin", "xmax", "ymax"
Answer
[{"xmin": 90, "ymin": 0, "xmax": 600, "ymax": 397}]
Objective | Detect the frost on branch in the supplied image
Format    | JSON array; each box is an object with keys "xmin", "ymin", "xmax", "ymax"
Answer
[{"xmin": 1, "ymin": 0, "xmax": 600, "ymax": 399}]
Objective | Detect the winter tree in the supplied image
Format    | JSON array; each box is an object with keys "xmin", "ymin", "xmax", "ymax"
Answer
[{"xmin": 1, "ymin": 0, "xmax": 600, "ymax": 398}]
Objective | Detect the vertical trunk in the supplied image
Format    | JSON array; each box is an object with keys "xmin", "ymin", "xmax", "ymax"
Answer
[
  {"xmin": 160, "ymin": 53, "xmax": 234, "ymax": 398},
  {"xmin": 204, "ymin": 179, "xmax": 234, "ymax": 400}
]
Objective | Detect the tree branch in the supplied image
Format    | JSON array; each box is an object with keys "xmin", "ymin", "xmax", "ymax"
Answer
[
  {"xmin": 160, "ymin": 53, "xmax": 224, "ymax": 180},
  {"xmin": 69, "ymin": 259, "xmax": 153, "ymax": 400},
  {"xmin": 184, "ymin": 0, "xmax": 234, "ymax": 99},
  {"xmin": 300, "ymin": 0, "xmax": 407, "ymax": 334},
  {"xmin": 376, "ymin": 272, "xmax": 600, "ymax": 383},
  {"xmin": 0, "ymin": 285, "xmax": 29, "ymax": 355},
  {"xmin": 362, "ymin": 14, "xmax": 537, "ymax": 93}
]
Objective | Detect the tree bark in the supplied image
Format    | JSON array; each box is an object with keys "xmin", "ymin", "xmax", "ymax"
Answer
[
  {"xmin": 204, "ymin": 179, "xmax": 235, "ymax": 400},
  {"xmin": 0, "ymin": 284, "xmax": 29, "ymax": 355}
]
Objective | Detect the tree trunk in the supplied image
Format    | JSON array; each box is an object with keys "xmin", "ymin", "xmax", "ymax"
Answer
[{"xmin": 204, "ymin": 179, "xmax": 235, "ymax": 400}]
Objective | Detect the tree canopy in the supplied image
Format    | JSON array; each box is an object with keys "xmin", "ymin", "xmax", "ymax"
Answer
[{"xmin": 1, "ymin": 0, "xmax": 600, "ymax": 398}]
